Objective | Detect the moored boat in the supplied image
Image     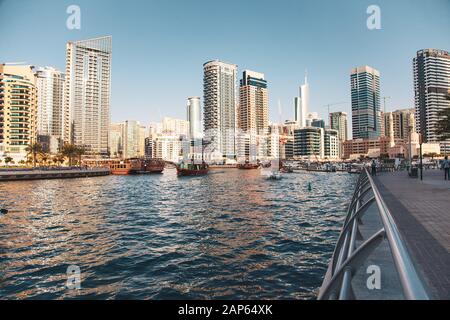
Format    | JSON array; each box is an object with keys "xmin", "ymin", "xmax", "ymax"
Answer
[
  {"xmin": 237, "ymin": 160, "xmax": 259, "ymax": 170},
  {"xmin": 130, "ymin": 158, "xmax": 165, "ymax": 174},
  {"xmin": 177, "ymin": 162, "xmax": 209, "ymax": 176},
  {"xmin": 110, "ymin": 161, "xmax": 132, "ymax": 175}
]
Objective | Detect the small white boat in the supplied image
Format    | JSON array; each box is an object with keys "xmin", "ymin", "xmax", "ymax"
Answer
[{"xmin": 265, "ymin": 170, "xmax": 282, "ymax": 180}]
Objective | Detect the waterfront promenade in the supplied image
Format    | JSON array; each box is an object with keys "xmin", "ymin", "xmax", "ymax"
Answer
[
  {"xmin": 0, "ymin": 168, "xmax": 110, "ymax": 181},
  {"xmin": 374, "ymin": 170, "xmax": 450, "ymax": 299}
]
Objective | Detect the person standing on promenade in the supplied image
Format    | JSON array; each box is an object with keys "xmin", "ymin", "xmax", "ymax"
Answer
[
  {"xmin": 371, "ymin": 159, "xmax": 377, "ymax": 176},
  {"xmin": 442, "ymin": 156, "xmax": 450, "ymax": 180}
]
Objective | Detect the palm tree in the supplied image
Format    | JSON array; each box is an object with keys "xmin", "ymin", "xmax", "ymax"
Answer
[
  {"xmin": 25, "ymin": 142, "xmax": 43, "ymax": 168},
  {"xmin": 52, "ymin": 156, "xmax": 59, "ymax": 167},
  {"xmin": 57, "ymin": 154, "xmax": 66, "ymax": 166},
  {"xmin": 74, "ymin": 146, "xmax": 86, "ymax": 167},
  {"xmin": 61, "ymin": 143, "xmax": 77, "ymax": 167},
  {"xmin": 40, "ymin": 152, "xmax": 50, "ymax": 167},
  {"xmin": 436, "ymin": 108, "xmax": 450, "ymax": 141}
]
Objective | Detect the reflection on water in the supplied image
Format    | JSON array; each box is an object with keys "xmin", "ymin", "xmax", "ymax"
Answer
[{"xmin": 0, "ymin": 169, "xmax": 356, "ymax": 299}]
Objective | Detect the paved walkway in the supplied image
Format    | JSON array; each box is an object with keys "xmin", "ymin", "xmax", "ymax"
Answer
[{"xmin": 374, "ymin": 170, "xmax": 450, "ymax": 299}]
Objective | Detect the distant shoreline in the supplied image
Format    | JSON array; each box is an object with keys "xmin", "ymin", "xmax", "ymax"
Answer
[{"xmin": 0, "ymin": 168, "xmax": 110, "ymax": 182}]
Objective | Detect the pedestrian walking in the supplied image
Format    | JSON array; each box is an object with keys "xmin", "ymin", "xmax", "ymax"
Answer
[
  {"xmin": 442, "ymin": 156, "xmax": 450, "ymax": 180},
  {"xmin": 371, "ymin": 159, "xmax": 377, "ymax": 176}
]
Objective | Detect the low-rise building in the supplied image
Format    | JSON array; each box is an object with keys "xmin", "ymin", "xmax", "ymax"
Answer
[{"xmin": 293, "ymin": 127, "xmax": 324, "ymax": 160}]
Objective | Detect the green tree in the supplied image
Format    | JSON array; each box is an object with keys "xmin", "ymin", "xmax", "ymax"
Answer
[
  {"xmin": 25, "ymin": 142, "xmax": 43, "ymax": 168},
  {"xmin": 435, "ymin": 92, "xmax": 450, "ymax": 141}
]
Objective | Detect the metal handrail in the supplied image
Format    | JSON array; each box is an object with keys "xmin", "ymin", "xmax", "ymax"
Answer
[
  {"xmin": 365, "ymin": 169, "xmax": 429, "ymax": 300},
  {"xmin": 318, "ymin": 168, "xmax": 429, "ymax": 300}
]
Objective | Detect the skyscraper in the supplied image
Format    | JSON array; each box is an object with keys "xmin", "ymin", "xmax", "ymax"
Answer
[
  {"xmin": 203, "ymin": 60, "xmax": 237, "ymax": 160},
  {"xmin": 294, "ymin": 75, "xmax": 309, "ymax": 128},
  {"xmin": 0, "ymin": 64, "xmax": 37, "ymax": 161},
  {"xmin": 329, "ymin": 111, "xmax": 348, "ymax": 142},
  {"xmin": 350, "ymin": 66, "xmax": 381, "ymax": 139},
  {"xmin": 330, "ymin": 111, "xmax": 348, "ymax": 158},
  {"xmin": 122, "ymin": 120, "xmax": 140, "ymax": 159},
  {"xmin": 238, "ymin": 70, "xmax": 268, "ymax": 135},
  {"xmin": 391, "ymin": 109, "xmax": 415, "ymax": 142},
  {"xmin": 109, "ymin": 122, "xmax": 123, "ymax": 158},
  {"xmin": 382, "ymin": 112, "xmax": 394, "ymax": 141},
  {"xmin": 36, "ymin": 67, "xmax": 65, "ymax": 139},
  {"xmin": 413, "ymin": 49, "xmax": 450, "ymax": 152},
  {"xmin": 64, "ymin": 36, "xmax": 112, "ymax": 155},
  {"xmin": 187, "ymin": 97, "xmax": 202, "ymax": 139}
]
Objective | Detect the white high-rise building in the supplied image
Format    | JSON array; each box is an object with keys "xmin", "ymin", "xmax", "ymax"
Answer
[
  {"xmin": 64, "ymin": 36, "xmax": 112, "ymax": 155},
  {"xmin": 109, "ymin": 123, "xmax": 123, "ymax": 158},
  {"xmin": 413, "ymin": 49, "xmax": 450, "ymax": 153},
  {"xmin": 36, "ymin": 67, "xmax": 65, "ymax": 139},
  {"xmin": 294, "ymin": 75, "xmax": 309, "ymax": 128},
  {"xmin": 324, "ymin": 129, "xmax": 339, "ymax": 160},
  {"xmin": 203, "ymin": 60, "xmax": 238, "ymax": 161},
  {"xmin": 161, "ymin": 117, "xmax": 189, "ymax": 136},
  {"xmin": 153, "ymin": 135, "xmax": 182, "ymax": 163},
  {"xmin": 187, "ymin": 97, "xmax": 202, "ymax": 139},
  {"xmin": 330, "ymin": 111, "xmax": 348, "ymax": 158},
  {"xmin": 138, "ymin": 125, "xmax": 148, "ymax": 157},
  {"xmin": 122, "ymin": 120, "xmax": 140, "ymax": 159}
]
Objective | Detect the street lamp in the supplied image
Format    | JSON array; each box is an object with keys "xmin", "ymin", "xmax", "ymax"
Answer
[{"xmin": 408, "ymin": 125, "xmax": 413, "ymax": 173}]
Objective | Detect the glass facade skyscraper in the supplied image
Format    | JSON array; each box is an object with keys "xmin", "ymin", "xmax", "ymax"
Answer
[{"xmin": 350, "ymin": 66, "xmax": 381, "ymax": 139}]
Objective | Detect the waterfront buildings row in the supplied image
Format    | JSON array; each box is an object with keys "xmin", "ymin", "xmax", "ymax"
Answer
[
  {"xmin": 0, "ymin": 36, "xmax": 112, "ymax": 162},
  {"xmin": 2, "ymin": 44, "xmax": 448, "ymax": 164},
  {"xmin": 343, "ymin": 48, "xmax": 449, "ymax": 159}
]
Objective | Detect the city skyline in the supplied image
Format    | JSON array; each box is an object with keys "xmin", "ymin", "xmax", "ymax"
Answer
[{"xmin": 1, "ymin": 0, "xmax": 449, "ymax": 128}]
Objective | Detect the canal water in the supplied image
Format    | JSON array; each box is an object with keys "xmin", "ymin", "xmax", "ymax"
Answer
[{"xmin": 0, "ymin": 169, "xmax": 356, "ymax": 299}]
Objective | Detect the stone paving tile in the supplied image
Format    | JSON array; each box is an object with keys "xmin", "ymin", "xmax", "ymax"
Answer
[{"xmin": 374, "ymin": 170, "xmax": 450, "ymax": 299}]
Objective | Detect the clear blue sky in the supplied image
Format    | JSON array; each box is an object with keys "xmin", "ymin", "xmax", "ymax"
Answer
[{"xmin": 1, "ymin": 0, "xmax": 449, "ymax": 127}]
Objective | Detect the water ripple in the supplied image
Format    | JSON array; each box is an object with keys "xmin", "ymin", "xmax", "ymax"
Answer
[{"xmin": 0, "ymin": 169, "xmax": 356, "ymax": 299}]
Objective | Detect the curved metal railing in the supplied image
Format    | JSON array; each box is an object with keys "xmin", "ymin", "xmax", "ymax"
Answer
[{"xmin": 318, "ymin": 168, "xmax": 429, "ymax": 300}]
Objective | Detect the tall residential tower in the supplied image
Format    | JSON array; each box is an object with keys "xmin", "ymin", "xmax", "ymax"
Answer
[
  {"xmin": 413, "ymin": 49, "xmax": 450, "ymax": 152},
  {"xmin": 36, "ymin": 67, "xmax": 65, "ymax": 139},
  {"xmin": 0, "ymin": 64, "xmax": 38, "ymax": 161},
  {"xmin": 238, "ymin": 70, "xmax": 268, "ymax": 135},
  {"xmin": 64, "ymin": 36, "xmax": 112, "ymax": 155},
  {"xmin": 203, "ymin": 60, "xmax": 237, "ymax": 160}
]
